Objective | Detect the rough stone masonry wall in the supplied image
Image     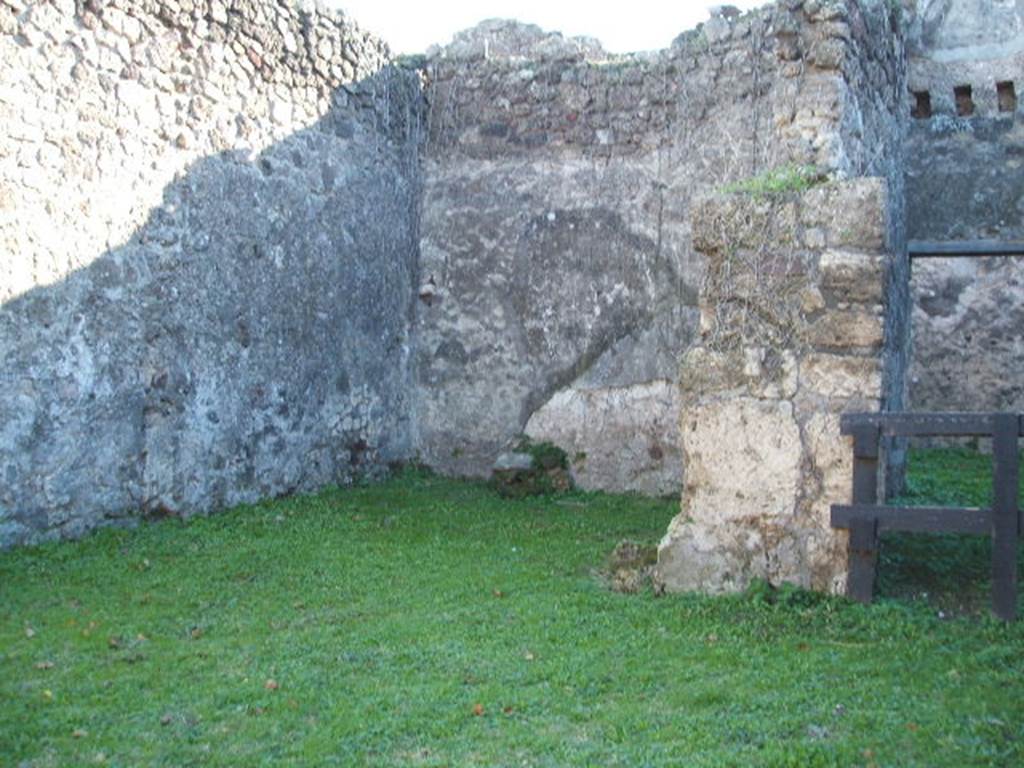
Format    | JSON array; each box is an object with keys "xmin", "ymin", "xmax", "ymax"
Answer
[
  {"xmin": 905, "ymin": 0, "xmax": 1024, "ymax": 416},
  {"xmin": 656, "ymin": 0, "xmax": 908, "ymax": 594},
  {"xmin": 655, "ymin": 181, "xmax": 893, "ymax": 594},
  {"xmin": 414, "ymin": 0, "xmax": 907, "ymax": 496},
  {"xmin": 0, "ymin": 0, "xmax": 423, "ymax": 546}
]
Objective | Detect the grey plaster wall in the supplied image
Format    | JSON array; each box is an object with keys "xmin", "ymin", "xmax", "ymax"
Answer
[
  {"xmin": 905, "ymin": 0, "xmax": 1024, "ymax": 414},
  {"xmin": 906, "ymin": 116, "xmax": 1024, "ymax": 414},
  {"xmin": 909, "ymin": 0, "xmax": 1024, "ymax": 62},
  {"xmin": 414, "ymin": 1, "xmax": 908, "ymax": 495},
  {"xmin": 0, "ymin": 0, "xmax": 424, "ymax": 546},
  {"xmin": 908, "ymin": 119, "xmax": 1024, "ymax": 241}
]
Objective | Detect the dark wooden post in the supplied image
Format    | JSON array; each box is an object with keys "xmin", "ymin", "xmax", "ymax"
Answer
[
  {"xmin": 991, "ymin": 414, "xmax": 1020, "ymax": 621},
  {"xmin": 848, "ymin": 425, "xmax": 880, "ymax": 603}
]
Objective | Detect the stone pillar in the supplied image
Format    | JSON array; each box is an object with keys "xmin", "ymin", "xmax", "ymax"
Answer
[{"xmin": 655, "ymin": 178, "xmax": 892, "ymax": 595}]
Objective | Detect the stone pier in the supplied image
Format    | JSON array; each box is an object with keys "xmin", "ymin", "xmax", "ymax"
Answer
[{"xmin": 655, "ymin": 179, "xmax": 897, "ymax": 594}]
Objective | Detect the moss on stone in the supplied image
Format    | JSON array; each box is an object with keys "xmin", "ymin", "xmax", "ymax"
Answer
[
  {"xmin": 491, "ymin": 437, "xmax": 572, "ymax": 498},
  {"xmin": 514, "ymin": 436, "xmax": 569, "ymax": 470}
]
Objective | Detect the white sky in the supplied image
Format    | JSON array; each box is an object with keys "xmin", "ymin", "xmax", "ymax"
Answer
[{"xmin": 332, "ymin": 1, "xmax": 770, "ymax": 54}]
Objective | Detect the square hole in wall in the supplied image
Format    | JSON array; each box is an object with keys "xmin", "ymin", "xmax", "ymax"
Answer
[
  {"xmin": 954, "ymin": 85, "xmax": 975, "ymax": 117},
  {"xmin": 911, "ymin": 90, "xmax": 932, "ymax": 119},
  {"xmin": 997, "ymin": 81, "xmax": 1017, "ymax": 113}
]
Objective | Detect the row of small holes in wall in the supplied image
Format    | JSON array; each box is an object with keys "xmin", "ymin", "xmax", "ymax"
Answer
[{"xmin": 911, "ymin": 81, "xmax": 1017, "ymax": 119}]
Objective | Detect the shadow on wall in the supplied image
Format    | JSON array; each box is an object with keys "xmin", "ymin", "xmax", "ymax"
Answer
[{"xmin": 0, "ymin": 66, "xmax": 424, "ymax": 547}]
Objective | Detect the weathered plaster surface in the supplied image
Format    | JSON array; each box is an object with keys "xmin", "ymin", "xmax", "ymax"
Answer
[
  {"xmin": 525, "ymin": 381, "xmax": 681, "ymax": 496},
  {"xmin": 0, "ymin": 0, "xmax": 423, "ymax": 546},
  {"xmin": 415, "ymin": 1, "xmax": 907, "ymax": 493},
  {"xmin": 905, "ymin": 0, "xmax": 1024, "ymax": 415},
  {"xmin": 911, "ymin": 257, "xmax": 1024, "ymax": 413}
]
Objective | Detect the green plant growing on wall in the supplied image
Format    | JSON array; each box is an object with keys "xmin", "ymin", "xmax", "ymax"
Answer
[{"xmin": 720, "ymin": 164, "xmax": 826, "ymax": 198}]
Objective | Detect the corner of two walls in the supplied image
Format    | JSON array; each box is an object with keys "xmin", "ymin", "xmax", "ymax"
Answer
[
  {"xmin": 411, "ymin": 1, "xmax": 904, "ymax": 497},
  {"xmin": 1, "ymin": 0, "xmax": 916, "ymax": 570}
]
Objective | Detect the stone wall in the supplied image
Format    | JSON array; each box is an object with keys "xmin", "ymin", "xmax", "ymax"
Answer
[
  {"xmin": 1, "ymin": 0, "xmax": 914, "ymax": 559},
  {"xmin": 655, "ymin": 180, "xmax": 893, "ymax": 594},
  {"xmin": 0, "ymin": 0, "xmax": 424, "ymax": 546},
  {"xmin": 414, "ymin": 0, "xmax": 907, "ymax": 495},
  {"xmin": 905, "ymin": 0, "xmax": 1024, "ymax": 414},
  {"xmin": 655, "ymin": 0, "xmax": 908, "ymax": 594},
  {"xmin": 910, "ymin": 255, "xmax": 1024, "ymax": 415}
]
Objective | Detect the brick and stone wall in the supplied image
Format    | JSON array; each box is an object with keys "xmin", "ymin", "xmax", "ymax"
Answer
[
  {"xmin": 0, "ymin": 0, "xmax": 424, "ymax": 546},
  {"xmin": 655, "ymin": 0, "xmax": 908, "ymax": 594}
]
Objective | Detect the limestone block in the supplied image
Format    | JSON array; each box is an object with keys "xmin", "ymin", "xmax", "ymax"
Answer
[
  {"xmin": 658, "ymin": 398, "xmax": 857, "ymax": 595},
  {"xmin": 803, "ymin": 310, "xmax": 884, "ymax": 351},
  {"xmin": 657, "ymin": 397, "xmax": 802, "ymax": 593},
  {"xmin": 807, "ymin": 38, "xmax": 845, "ymax": 70},
  {"xmin": 799, "ymin": 353, "xmax": 882, "ymax": 401},
  {"xmin": 679, "ymin": 397, "xmax": 801, "ymax": 521},
  {"xmin": 818, "ymin": 250, "xmax": 884, "ymax": 304},
  {"xmin": 800, "ymin": 178, "xmax": 888, "ymax": 252},
  {"xmin": 679, "ymin": 347, "xmax": 798, "ymax": 401},
  {"xmin": 210, "ymin": 1, "xmax": 228, "ymax": 26},
  {"xmin": 269, "ymin": 97, "xmax": 293, "ymax": 125}
]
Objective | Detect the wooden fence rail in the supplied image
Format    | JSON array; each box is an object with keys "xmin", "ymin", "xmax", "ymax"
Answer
[{"xmin": 830, "ymin": 412, "xmax": 1021, "ymax": 621}]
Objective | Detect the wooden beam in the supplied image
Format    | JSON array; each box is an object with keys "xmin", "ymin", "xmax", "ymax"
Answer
[
  {"xmin": 991, "ymin": 414, "xmax": 1019, "ymax": 621},
  {"xmin": 831, "ymin": 504, "xmax": 992, "ymax": 535},
  {"xmin": 909, "ymin": 240, "xmax": 1024, "ymax": 258},
  {"xmin": 847, "ymin": 517, "xmax": 878, "ymax": 604},
  {"xmin": 840, "ymin": 412, "xmax": 1023, "ymax": 438}
]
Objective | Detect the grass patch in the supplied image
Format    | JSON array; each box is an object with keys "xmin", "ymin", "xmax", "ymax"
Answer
[
  {"xmin": 880, "ymin": 446, "xmax": 1024, "ymax": 617},
  {"xmin": 2, "ymin": 460, "xmax": 1023, "ymax": 766},
  {"xmin": 720, "ymin": 164, "xmax": 826, "ymax": 198}
]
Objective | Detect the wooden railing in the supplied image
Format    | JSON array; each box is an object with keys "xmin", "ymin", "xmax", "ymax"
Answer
[{"xmin": 830, "ymin": 412, "xmax": 1022, "ymax": 621}]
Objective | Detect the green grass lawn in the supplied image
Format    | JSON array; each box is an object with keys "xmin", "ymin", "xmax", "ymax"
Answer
[{"xmin": 2, "ymin": 453, "xmax": 1023, "ymax": 767}]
